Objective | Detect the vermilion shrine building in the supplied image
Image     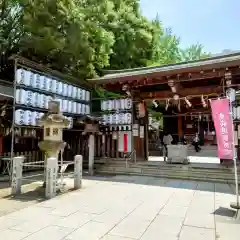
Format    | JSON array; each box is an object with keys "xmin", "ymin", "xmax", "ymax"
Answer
[{"xmin": 90, "ymin": 52, "xmax": 240, "ymax": 160}]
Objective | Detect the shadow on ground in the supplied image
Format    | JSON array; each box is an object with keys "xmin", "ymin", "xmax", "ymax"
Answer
[{"xmin": 84, "ymin": 174, "xmax": 236, "ymax": 195}]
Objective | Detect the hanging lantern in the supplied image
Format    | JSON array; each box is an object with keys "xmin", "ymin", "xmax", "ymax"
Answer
[
  {"xmin": 226, "ymin": 88, "xmax": 236, "ymax": 103},
  {"xmin": 152, "ymin": 100, "xmax": 158, "ymax": 108},
  {"xmin": 173, "ymin": 94, "xmax": 179, "ymax": 101},
  {"xmin": 224, "ymin": 72, "xmax": 232, "ymax": 86},
  {"xmin": 165, "ymin": 99, "xmax": 170, "ymax": 110},
  {"xmin": 168, "ymin": 79, "xmax": 176, "ymax": 92},
  {"xmin": 178, "ymin": 100, "xmax": 181, "ymax": 112},
  {"xmin": 201, "ymin": 95, "xmax": 207, "ymax": 108},
  {"xmin": 184, "ymin": 97, "xmax": 192, "ymax": 108}
]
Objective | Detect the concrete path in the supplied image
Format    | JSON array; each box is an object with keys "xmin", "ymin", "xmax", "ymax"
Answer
[{"xmin": 0, "ymin": 175, "xmax": 239, "ymax": 240}]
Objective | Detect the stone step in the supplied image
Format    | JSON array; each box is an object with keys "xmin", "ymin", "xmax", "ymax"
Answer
[
  {"xmin": 96, "ymin": 169, "xmax": 235, "ymax": 184},
  {"xmin": 96, "ymin": 164, "xmax": 240, "ymax": 184},
  {"xmin": 104, "ymin": 162, "xmax": 239, "ymax": 173}
]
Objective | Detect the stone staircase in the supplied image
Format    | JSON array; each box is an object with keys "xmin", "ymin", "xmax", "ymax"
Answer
[{"xmin": 95, "ymin": 159, "xmax": 240, "ymax": 184}]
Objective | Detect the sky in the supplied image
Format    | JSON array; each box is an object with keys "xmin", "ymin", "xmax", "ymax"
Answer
[{"xmin": 140, "ymin": 0, "xmax": 239, "ymax": 54}]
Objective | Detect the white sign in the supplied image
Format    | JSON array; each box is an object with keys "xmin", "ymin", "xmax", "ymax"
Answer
[
  {"xmin": 133, "ymin": 124, "xmax": 139, "ymax": 137},
  {"xmin": 140, "ymin": 126, "xmax": 144, "ymax": 138}
]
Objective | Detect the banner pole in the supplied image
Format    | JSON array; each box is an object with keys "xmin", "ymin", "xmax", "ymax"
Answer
[{"xmin": 229, "ymin": 96, "xmax": 240, "ymax": 216}]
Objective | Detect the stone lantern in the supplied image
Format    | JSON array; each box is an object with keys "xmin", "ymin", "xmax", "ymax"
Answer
[{"xmin": 38, "ymin": 100, "xmax": 69, "ymax": 187}]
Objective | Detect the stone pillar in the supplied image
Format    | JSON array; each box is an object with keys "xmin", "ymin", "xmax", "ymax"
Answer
[
  {"xmin": 88, "ymin": 134, "xmax": 95, "ymax": 175},
  {"xmin": 45, "ymin": 157, "xmax": 58, "ymax": 199},
  {"xmin": 74, "ymin": 155, "xmax": 82, "ymax": 189},
  {"xmin": 11, "ymin": 156, "xmax": 24, "ymax": 195}
]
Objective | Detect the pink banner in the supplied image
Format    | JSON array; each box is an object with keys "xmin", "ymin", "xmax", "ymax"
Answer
[{"xmin": 210, "ymin": 98, "xmax": 233, "ymax": 160}]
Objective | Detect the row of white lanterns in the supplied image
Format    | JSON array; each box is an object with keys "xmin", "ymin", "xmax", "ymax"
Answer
[
  {"xmin": 102, "ymin": 113, "xmax": 132, "ymax": 125},
  {"xmin": 16, "ymin": 89, "xmax": 90, "ymax": 114},
  {"xmin": 15, "ymin": 109, "xmax": 73, "ymax": 128},
  {"xmin": 16, "ymin": 68, "xmax": 90, "ymax": 101},
  {"xmin": 101, "ymin": 99, "xmax": 132, "ymax": 111}
]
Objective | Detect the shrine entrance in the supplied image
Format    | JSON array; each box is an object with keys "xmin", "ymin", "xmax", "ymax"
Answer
[{"xmin": 90, "ymin": 52, "xmax": 240, "ymax": 164}]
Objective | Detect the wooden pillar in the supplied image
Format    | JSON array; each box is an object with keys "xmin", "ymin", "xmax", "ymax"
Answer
[{"xmin": 178, "ymin": 116, "xmax": 183, "ymax": 138}]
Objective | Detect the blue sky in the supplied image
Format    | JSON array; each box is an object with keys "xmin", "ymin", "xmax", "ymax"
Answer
[{"xmin": 140, "ymin": 0, "xmax": 239, "ymax": 53}]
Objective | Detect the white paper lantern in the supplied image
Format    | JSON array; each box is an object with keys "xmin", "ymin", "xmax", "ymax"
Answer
[
  {"xmin": 29, "ymin": 71, "xmax": 35, "ymax": 87},
  {"xmin": 26, "ymin": 91, "xmax": 33, "ymax": 106},
  {"xmin": 24, "ymin": 70, "xmax": 31, "ymax": 86},
  {"xmin": 115, "ymin": 113, "xmax": 119, "ymax": 124},
  {"xmin": 77, "ymin": 103, "xmax": 82, "ymax": 114},
  {"xmin": 24, "ymin": 110, "xmax": 32, "ymax": 125},
  {"xmin": 125, "ymin": 99, "xmax": 132, "ymax": 109},
  {"xmin": 108, "ymin": 100, "xmax": 113, "ymax": 111},
  {"xmin": 63, "ymin": 84, "xmax": 68, "ymax": 96},
  {"xmin": 101, "ymin": 101, "xmax": 107, "ymax": 111},
  {"xmin": 62, "ymin": 100, "xmax": 68, "ymax": 112},
  {"xmin": 39, "ymin": 75, "xmax": 45, "ymax": 89},
  {"xmin": 108, "ymin": 114, "xmax": 112, "ymax": 124},
  {"xmin": 45, "ymin": 77, "xmax": 52, "ymax": 91},
  {"xmin": 237, "ymin": 106, "xmax": 240, "ymax": 119},
  {"xmin": 85, "ymin": 91, "xmax": 90, "ymax": 101},
  {"xmin": 82, "ymin": 89, "xmax": 86, "ymax": 101},
  {"xmin": 71, "ymin": 86, "xmax": 77, "ymax": 99},
  {"xmin": 120, "ymin": 99, "xmax": 125, "ymax": 109},
  {"xmin": 226, "ymin": 88, "xmax": 236, "ymax": 103},
  {"xmin": 16, "ymin": 89, "xmax": 26, "ymax": 105},
  {"xmin": 32, "ymin": 74, "xmax": 40, "ymax": 89},
  {"xmin": 31, "ymin": 111, "xmax": 37, "ymax": 126},
  {"xmin": 77, "ymin": 88, "xmax": 82, "ymax": 99},
  {"xmin": 55, "ymin": 80, "xmax": 60, "ymax": 93},
  {"xmin": 16, "ymin": 68, "xmax": 25, "ymax": 85},
  {"xmin": 114, "ymin": 99, "xmax": 120, "ymax": 110},
  {"xmin": 112, "ymin": 114, "xmax": 116, "ymax": 124},
  {"xmin": 125, "ymin": 113, "xmax": 132, "ymax": 124},
  {"xmin": 39, "ymin": 94, "xmax": 46, "ymax": 109},
  {"xmin": 85, "ymin": 105, "xmax": 90, "ymax": 114},
  {"xmin": 72, "ymin": 102, "xmax": 77, "ymax": 113},
  {"xmin": 103, "ymin": 115, "xmax": 108, "ymax": 124},
  {"xmin": 119, "ymin": 113, "xmax": 125, "ymax": 124},
  {"xmin": 68, "ymin": 85, "xmax": 73, "ymax": 97},
  {"xmin": 82, "ymin": 104, "xmax": 86, "ymax": 114},
  {"xmin": 51, "ymin": 79, "xmax": 57, "ymax": 93},
  {"xmin": 58, "ymin": 82, "xmax": 63, "ymax": 95},
  {"xmin": 68, "ymin": 100, "xmax": 73, "ymax": 113},
  {"xmin": 233, "ymin": 107, "xmax": 237, "ymax": 120},
  {"xmin": 15, "ymin": 110, "xmax": 21, "ymax": 125}
]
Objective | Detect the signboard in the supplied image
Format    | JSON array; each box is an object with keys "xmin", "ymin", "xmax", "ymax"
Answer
[
  {"xmin": 140, "ymin": 126, "xmax": 144, "ymax": 139},
  {"xmin": 210, "ymin": 99, "xmax": 233, "ymax": 160},
  {"xmin": 133, "ymin": 124, "xmax": 139, "ymax": 136}
]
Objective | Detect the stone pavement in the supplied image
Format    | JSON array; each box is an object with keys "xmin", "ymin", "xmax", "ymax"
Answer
[{"xmin": 0, "ymin": 175, "xmax": 239, "ymax": 240}]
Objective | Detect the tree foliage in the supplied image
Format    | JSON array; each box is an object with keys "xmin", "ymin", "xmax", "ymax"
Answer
[
  {"xmin": 179, "ymin": 43, "xmax": 211, "ymax": 62},
  {"xmin": 0, "ymin": 0, "xmax": 211, "ymax": 79}
]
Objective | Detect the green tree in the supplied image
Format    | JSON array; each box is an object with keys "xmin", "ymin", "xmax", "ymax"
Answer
[
  {"xmin": 19, "ymin": 0, "xmax": 115, "ymax": 78},
  {"xmin": 147, "ymin": 17, "xmax": 181, "ymax": 66},
  {"xmin": 179, "ymin": 43, "xmax": 211, "ymax": 62},
  {"xmin": 0, "ymin": 0, "xmax": 23, "ymax": 73}
]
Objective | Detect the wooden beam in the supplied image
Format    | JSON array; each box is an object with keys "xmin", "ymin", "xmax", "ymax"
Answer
[
  {"xmin": 131, "ymin": 70, "xmax": 224, "ymax": 88},
  {"xmin": 101, "ymin": 70, "xmax": 226, "ymax": 91},
  {"xmin": 140, "ymin": 85, "xmax": 222, "ymax": 100}
]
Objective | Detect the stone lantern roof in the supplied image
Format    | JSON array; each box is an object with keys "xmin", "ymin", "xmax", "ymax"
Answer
[{"xmin": 38, "ymin": 100, "xmax": 69, "ymax": 127}]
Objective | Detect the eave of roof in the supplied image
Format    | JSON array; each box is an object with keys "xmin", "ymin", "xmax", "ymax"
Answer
[
  {"xmin": 89, "ymin": 51, "xmax": 240, "ymax": 84},
  {"xmin": 10, "ymin": 55, "xmax": 92, "ymax": 89}
]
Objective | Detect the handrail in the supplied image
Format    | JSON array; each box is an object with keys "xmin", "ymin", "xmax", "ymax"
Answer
[{"xmin": 125, "ymin": 149, "xmax": 136, "ymax": 168}]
